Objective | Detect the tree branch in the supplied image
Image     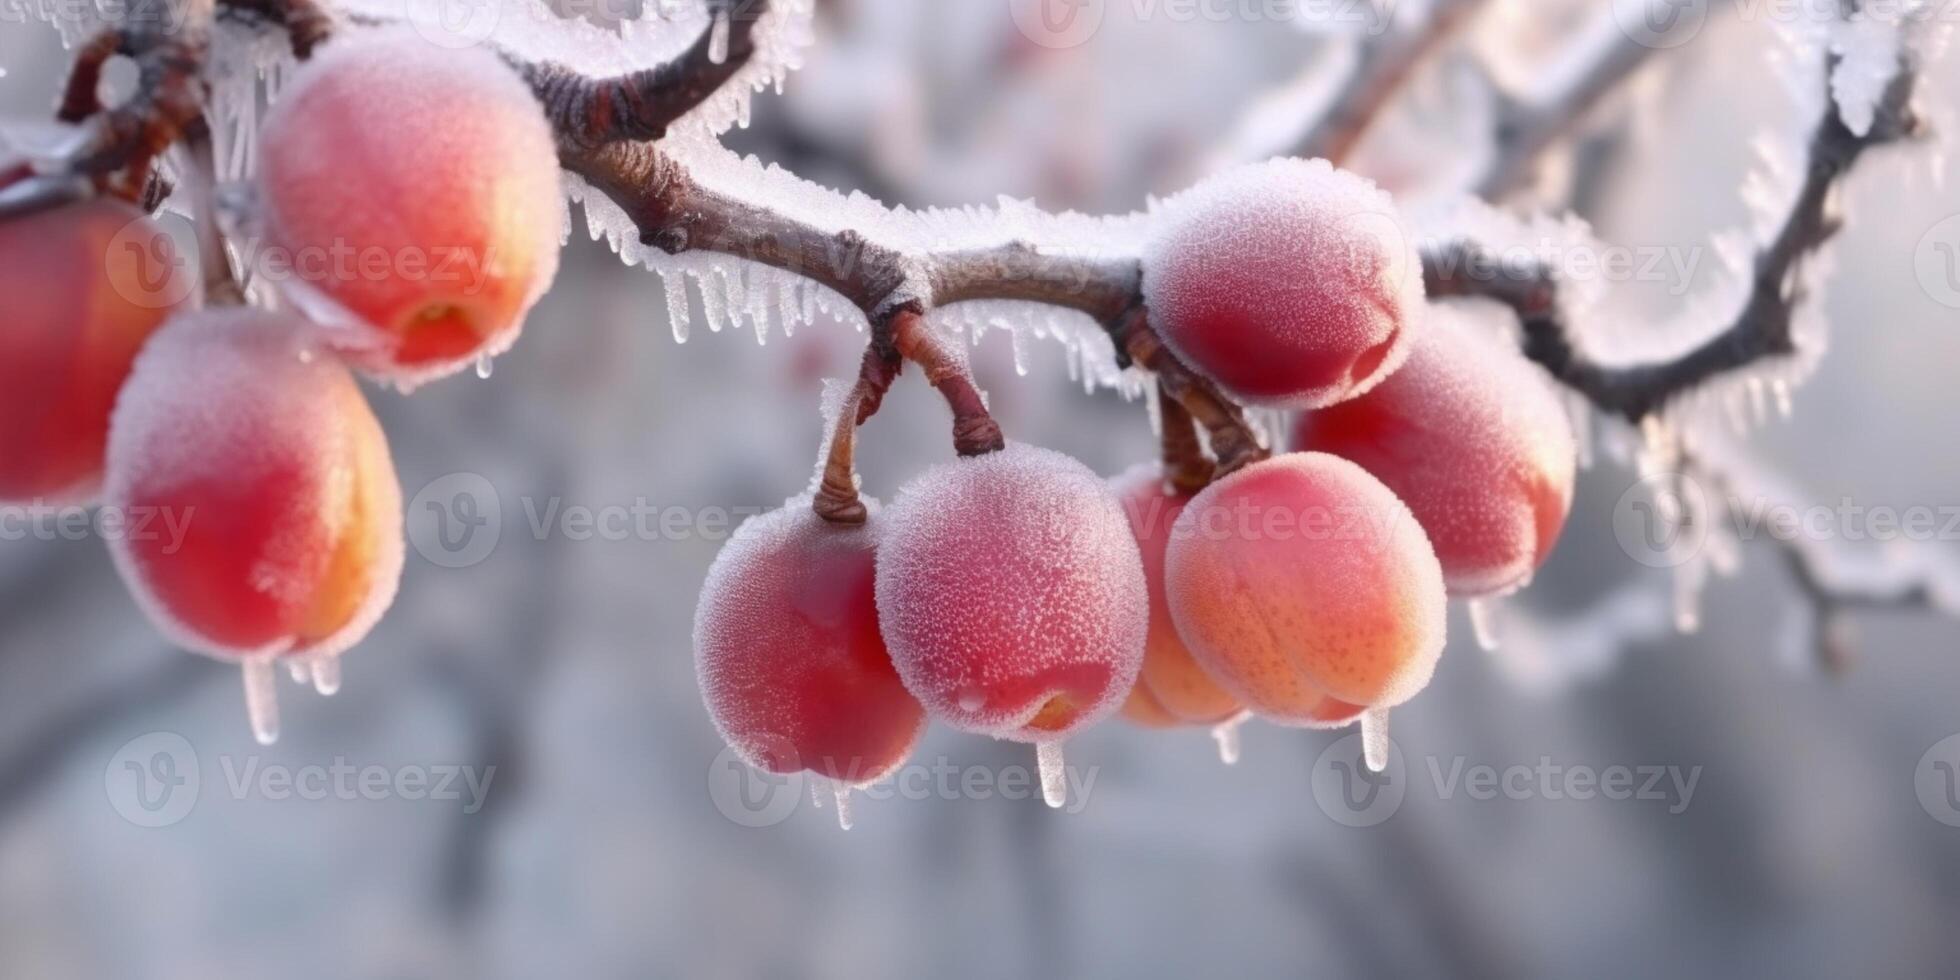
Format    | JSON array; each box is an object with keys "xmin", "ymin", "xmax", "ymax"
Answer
[
  {"xmin": 1290, "ymin": 0, "xmax": 1488, "ymax": 164},
  {"xmin": 1425, "ymin": 46, "xmax": 1920, "ymax": 423}
]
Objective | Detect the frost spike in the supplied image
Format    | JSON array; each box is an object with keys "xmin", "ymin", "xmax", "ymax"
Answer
[
  {"xmin": 243, "ymin": 657, "xmax": 281, "ymax": 746},
  {"xmin": 1360, "ymin": 708, "xmax": 1390, "ymax": 774},
  {"xmin": 1037, "ymin": 741, "xmax": 1067, "ymax": 809}
]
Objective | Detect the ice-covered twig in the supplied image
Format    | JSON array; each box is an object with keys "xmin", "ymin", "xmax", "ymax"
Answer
[
  {"xmin": 1424, "ymin": 43, "xmax": 1920, "ymax": 424},
  {"xmin": 519, "ymin": 0, "xmax": 765, "ymax": 149},
  {"xmin": 1288, "ymin": 0, "xmax": 1489, "ymax": 164},
  {"xmin": 1684, "ymin": 445, "xmax": 1959, "ymax": 673},
  {"xmin": 1469, "ymin": 1, "xmax": 1683, "ymax": 199}
]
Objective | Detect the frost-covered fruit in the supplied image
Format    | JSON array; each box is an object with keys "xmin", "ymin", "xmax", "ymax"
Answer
[
  {"xmin": 257, "ymin": 29, "xmax": 562, "ymax": 388},
  {"xmin": 876, "ymin": 444, "xmax": 1148, "ymax": 743},
  {"xmin": 0, "ymin": 199, "xmax": 187, "ymax": 502},
  {"xmin": 1165, "ymin": 453, "xmax": 1444, "ymax": 719},
  {"xmin": 1109, "ymin": 464, "xmax": 1243, "ymax": 728},
  {"xmin": 1143, "ymin": 158, "xmax": 1423, "ymax": 409},
  {"xmin": 104, "ymin": 309, "xmax": 404, "ymax": 660},
  {"xmin": 695, "ymin": 502, "xmax": 925, "ymax": 785},
  {"xmin": 1292, "ymin": 305, "xmax": 1575, "ymax": 597}
]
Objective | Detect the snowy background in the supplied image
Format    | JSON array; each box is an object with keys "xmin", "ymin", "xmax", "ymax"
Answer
[{"xmin": 4, "ymin": 1, "xmax": 1960, "ymax": 977}]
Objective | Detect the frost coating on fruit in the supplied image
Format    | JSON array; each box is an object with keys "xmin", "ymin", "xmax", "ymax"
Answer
[
  {"xmin": 1165, "ymin": 453, "xmax": 1445, "ymax": 717},
  {"xmin": 0, "ymin": 199, "xmax": 187, "ymax": 503},
  {"xmin": 875, "ymin": 444, "xmax": 1148, "ymax": 742},
  {"xmin": 1293, "ymin": 303, "xmax": 1577, "ymax": 597},
  {"xmin": 1143, "ymin": 157, "xmax": 1423, "ymax": 409},
  {"xmin": 257, "ymin": 29, "xmax": 563, "ymax": 390},
  {"xmin": 695, "ymin": 499, "xmax": 925, "ymax": 785},
  {"xmin": 104, "ymin": 309, "xmax": 404, "ymax": 661},
  {"xmin": 1109, "ymin": 464, "xmax": 1243, "ymax": 727}
]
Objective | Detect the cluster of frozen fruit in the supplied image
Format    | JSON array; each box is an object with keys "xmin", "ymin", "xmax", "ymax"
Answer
[
  {"xmin": 0, "ymin": 31, "xmax": 1575, "ymax": 774},
  {"xmin": 0, "ymin": 34, "xmax": 565, "ymax": 736},
  {"xmin": 697, "ymin": 158, "xmax": 1578, "ymax": 817}
]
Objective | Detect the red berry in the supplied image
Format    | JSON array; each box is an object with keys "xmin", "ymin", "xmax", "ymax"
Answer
[
  {"xmin": 695, "ymin": 502, "xmax": 924, "ymax": 784},
  {"xmin": 875, "ymin": 444, "xmax": 1147, "ymax": 743},
  {"xmin": 257, "ymin": 30, "xmax": 563, "ymax": 388},
  {"xmin": 0, "ymin": 199, "xmax": 188, "ymax": 502},
  {"xmin": 1144, "ymin": 158, "xmax": 1423, "ymax": 409},
  {"xmin": 1109, "ymin": 465, "xmax": 1243, "ymax": 727},
  {"xmin": 1165, "ymin": 453, "xmax": 1444, "ymax": 720},
  {"xmin": 1293, "ymin": 305, "xmax": 1576, "ymax": 597},
  {"xmin": 104, "ymin": 309, "xmax": 403, "ymax": 660}
]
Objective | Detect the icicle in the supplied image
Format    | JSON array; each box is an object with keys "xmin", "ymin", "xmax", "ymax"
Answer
[
  {"xmin": 474, "ymin": 354, "xmax": 494, "ymax": 380},
  {"xmin": 1036, "ymin": 741, "xmax": 1066, "ymax": 809},
  {"xmin": 708, "ymin": 10, "xmax": 731, "ymax": 64},
  {"xmin": 808, "ymin": 774, "xmax": 826, "ymax": 809},
  {"xmin": 1210, "ymin": 712, "xmax": 1249, "ymax": 766},
  {"xmin": 1771, "ymin": 378, "xmax": 1794, "ymax": 418},
  {"xmin": 662, "ymin": 271, "xmax": 691, "ymax": 343},
  {"xmin": 1009, "ymin": 326, "xmax": 1030, "ymax": 377},
  {"xmin": 310, "ymin": 655, "xmax": 341, "ymax": 697},
  {"xmin": 242, "ymin": 657, "xmax": 281, "ymax": 746},
  {"xmin": 1143, "ymin": 376, "xmax": 1164, "ymax": 439},
  {"xmin": 1467, "ymin": 597, "xmax": 1502, "ymax": 651},
  {"xmin": 1359, "ymin": 708, "xmax": 1390, "ymax": 773},
  {"xmin": 831, "ymin": 782, "xmax": 854, "ymax": 831},
  {"xmin": 286, "ymin": 659, "xmax": 309, "ymax": 684},
  {"xmin": 1673, "ymin": 554, "xmax": 1707, "ymax": 634}
]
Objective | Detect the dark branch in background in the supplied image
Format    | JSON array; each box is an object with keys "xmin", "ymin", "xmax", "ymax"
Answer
[
  {"xmin": 1289, "ymin": 0, "xmax": 1488, "ymax": 164},
  {"xmin": 1469, "ymin": 1, "xmax": 1681, "ymax": 199},
  {"xmin": 1683, "ymin": 447, "xmax": 1951, "ymax": 673},
  {"xmin": 1425, "ymin": 50, "xmax": 1920, "ymax": 424}
]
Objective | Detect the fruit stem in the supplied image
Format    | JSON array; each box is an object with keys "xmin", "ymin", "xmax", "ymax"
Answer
[
  {"xmin": 1157, "ymin": 387, "xmax": 1215, "ymax": 495},
  {"xmin": 1112, "ymin": 308, "xmax": 1268, "ymax": 477},
  {"xmin": 891, "ymin": 308, "xmax": 1005, "ymax": 458}
]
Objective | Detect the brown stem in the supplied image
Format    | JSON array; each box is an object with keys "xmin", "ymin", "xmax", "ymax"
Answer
[
  {"xmin": 1157, "ymin": 388, "xmax": 1214, "ymax": 495},
  {"xmin": 57, "ymin": 29, "xmax": 125, "ymax": 123},
  {"xmin": 1111, "ymin": 308, "xmax": 1267, "ymax": 477},
  {"xmin": 892, "ymin": 308, "xmax": 1005, "ymax": 458},
  {"xmin": 813, "ymin": 343, "xmax": 901, "ymax": 525}
]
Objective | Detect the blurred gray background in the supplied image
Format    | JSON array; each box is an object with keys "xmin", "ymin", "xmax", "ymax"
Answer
[{"xmin": 3, "ymin": 2, "xmax": 1960, "ymax": 977}]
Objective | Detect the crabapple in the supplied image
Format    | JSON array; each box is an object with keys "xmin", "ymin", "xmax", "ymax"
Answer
[
  {"xmin": 104, "ymin": 308, "xmax": 404, "ymax": 661},
  {"xmin": 1142, "ymin": 158, "xmax": 1423, "ymax": 409},
  {"xmin": 875, "ymin": 443, "xmax": 1147, "ymax": 743},
  {"xmin": 1108, "ymin": 464, "xmax": 1242, "ymax": 727},
  {"xmin": 1291, "ymin": 304, "xmax": 1576, "ymax": 597},
  {"xmin": 1165, "ymin": 453, "xmax": 1445, "ymax": 720},
  {"xmin": 695, "ymin": 501, "xmax": 925, "ymax": 785},
  {"xmin": 0, "ymin": 199, "xmax": 187, "ymax": 502},
  {"xmin": 256, "ymin": 29, "xmax": 562, "ymax": 388}
]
